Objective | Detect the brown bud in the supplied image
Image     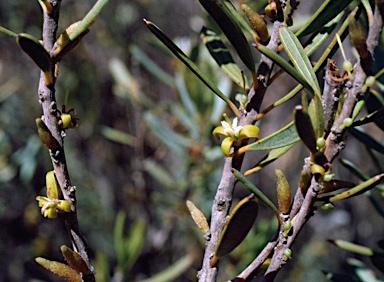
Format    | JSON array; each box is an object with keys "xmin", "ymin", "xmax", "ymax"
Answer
[
  {"xmin": 241, "ymin": 4, "xmax": 269, "ymax": 44},
  {"xmin": 276, "ymin": 169, "xmax": 292, "ymax": 214}
]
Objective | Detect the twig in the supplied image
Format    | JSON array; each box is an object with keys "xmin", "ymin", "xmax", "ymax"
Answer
[{"xmin": 38, "ymin": 1, "xmax": 95, "ymax": 281}]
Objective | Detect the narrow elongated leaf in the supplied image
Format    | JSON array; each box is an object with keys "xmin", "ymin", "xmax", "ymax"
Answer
[
  {"xmin": 139, "ymin": 254, "xmax": 195, "ymax": 282},
  {"xmin": 279, "ymin": 27, "xmax": 320, "ymax": 94},
  {"xmin": 100, "ymin": 126, "xmax": 135, "ymax": 146},
  {"xmin": 308, "ymin": 93, "xmax": 325, "ymax": 139},
  {"xmin": 0, "ymin": 26, "xmax": 17, "ymax": 37},
  {"xmin": 65, "ymin": 0, "xmax": 109, "ymax": 42},
  {"xmin": 214, "ymin": 196, "xmax": 258, "ymax": 259},
  {"xmin": 329, "ymin": 240, "xmax": 374, "ymax": 256},
  {"xmin": 130, "ymin": 45, "xmax": 174, "ymax": 87},
  {"xmin": 255, "ymin": 43, "xmax": 314, "ymax": 93},
  {"xmin": 329, "ymin": 174, "xmax": 384, "ymax": 202},
  {"xmin": 296, "ymin": 0, "xmax": 354, "ymax": 37},
  {"xmin": 200, "ymin": 26, "xmax": 249, "ymax": 89},
  {"xmin": 144, "ymin": 20, "xmax": 239, "ymax": 116},
  {"xmin": 223, "ymin": 0, "xmax": 257, "ymax": 39},
  {"xmin": 233, "ymin": 169, "xmax": 280, "ymax": 215},
  {"xmin": 143, "ymin": 160, "xmax": 176, "ymax": 189},
  {"xmin": 349, "ymin": 127, "xmax": 384, "ymax": 154},
  {"xmin": 303, "ymin": 12, "xmax": 344, "ymax": 57},
  {"xmin": 199, "ymin": 0, "xmax": 255, "ymax": 73},
  {"xmin": 144, "ymin": 112, "xmax": 192, "ymax": 157},
  {"xmin": 239, "ymin": 122, "xmax": 299, "ymax": 153},
  {"xmin": 244, "ymin": 144, "xmax": 296, "ymax": 176},
  {"xmin": 17, "ymin": 33, "xmax": 51, "ymax": 73},
  {"xmin": 365, "ymin": 91, "xmax": 384, "ymax": 130},
  {"xmin": 348, "ymin": 258, "xmax": 379, "ymax": 282},
  {"xmin": 124, "ymin": 219, "xmax": 146, "ymax": 271},
  {"xmin": 352, "ymin": 107, "xmax": 384, "ymax": 128}
]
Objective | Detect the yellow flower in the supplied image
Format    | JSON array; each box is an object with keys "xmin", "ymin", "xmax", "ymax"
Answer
[
  {"xmin": 213, "ymin": 115, "xmax": 259, "ymax": 156},
  {"xmin": 36, "ymin": 171, "xmax": 72, "ymax": 218}
]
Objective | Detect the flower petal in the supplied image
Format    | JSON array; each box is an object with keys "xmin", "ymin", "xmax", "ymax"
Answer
[
  {"xmin": 221, "ymin": 137, "xmax": 234, "ymax": 157},
  {"xmin": 238, "ymin": 125, "xmax": 260, "ymax": 140},
  {"xmin": 57, "ymin": 200, "xmax": 72, "ymax": 213},
  {"xmin": 213, "ymin": 126, "xmax": 227, "ymax": 139}
]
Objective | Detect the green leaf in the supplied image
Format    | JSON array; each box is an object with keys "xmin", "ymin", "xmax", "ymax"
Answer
[
  {"xmin": 322, "ymin": 270, "xmax": 358, "ymax": 282},
  {"xmin": 349, "ymin": 127, "xmax": 384, "ymax": 154},
  {"xmin": 303, "ymin": 12, "xmax": 345, "ymax": 57},
  {"xmin": 329, "ymin": 174, "xmax": 384, "ymax": 202},
  {"xmin": 329, "ymin": 240, "xmax": 374, "ymax": 256},
  {"xmin": 352, "ymin": 107, "xmax": 384, "ymax": 128},
  {"xmin": 144, "ymin": 19, "xmax": 239, "ymax": 116},
  {"xmin": 255, "ymin": 43, "xmax": 314, "ymax": 94},
  {"xmin": 308, "ymin": 93, "xmax": 325, "ymax": 139},
  {"xmin": 365, "ymin": 91, "xmax": 384, "ymax": 130},
  {"xmin": 124, "ymin": 219, "xmax": 146, "ymax": 272},
  {"xmin": 65, "ymin": 0, "xmax": 109, "ymax": 42},
  {"xmin": 296, "ymin": 0, "xmax": 354, "ymax": 37},
  {"xmin": 214, "ymin": 195, "xmax": 259, "ymax": 258},
  {"xmin": 200, "ymin": 26, "xmax": 249, "ymax": 89},
  {"xmin": 279, "ymin": 26, "xmax": 320, "ymax": 94},
  {"xmin": 130, "ymin": 45, "xmax": 174, "ymax": 88},
  {"xmin": 223, "ymin": 0, "xmax": 257, "ymax": 39},
  {"xmin": 245, "ymin": 144, "xmax": 296, "ymax": 175},
  {"xmin": 198, "ymin": 0, "xmax": 255, "ymax": 73},
  {"xmin": 139, "ymin": 254, "xmax": 195, "ymax": 282},
  {"xmin": 232, "ymin": 169, "xmax": 279, "ymax": 216},
  {"xmin": 100, "ymin": 126, "xmax": 135, "ymax": 146},
  {"xmin": 16, "ymin": 33, "xmax": 51, "ymax": 73},
  {"xmin": 239, "ymin": 122, "xmax": 299, "ymax": 153},
  {"xmin": 294, "ymin": 105, "xmax": 317, "ymax": 153},
  {"xmin": 143, "ymin": 159, "xmax": 176, "ymax": 189},
  {"xmin": 144, "ymin": 112, "xmax": 192, "ymax": 157},
  {"xmin": 370, "ymin": 253, "xmax": 384, "ymax": 275},
  {"xmin": 114, "ymin": 211, "xmax": 126, "ymax": 270},
  {"xmin": 0, "ymin": 26, "xmax": 17, "ymax": 37},
  {"xmin": 348, "ymin": 258, "xmax": 380, "ymax": 282}
]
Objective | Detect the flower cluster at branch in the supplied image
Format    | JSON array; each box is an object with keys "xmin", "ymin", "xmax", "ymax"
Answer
[{"xmin": 213, "ymin": 115, "xmax": 259, "ymax": 156}]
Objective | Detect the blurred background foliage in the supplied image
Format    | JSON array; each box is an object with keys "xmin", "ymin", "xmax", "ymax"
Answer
[{"xmin": 0, "ymin": 0, "xmax": 384, "ymax": 281}]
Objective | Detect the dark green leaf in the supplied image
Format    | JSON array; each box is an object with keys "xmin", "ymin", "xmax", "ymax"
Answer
[
  {"xmin": 294, "ymin": 105, "xmax": 317, "ymax": 153},
  {"xmin": 200, "ymin": 26, "xmax": 249, "ymax": 89},
  {"xmin": 365, "ymin": 91, "xmax": 384, "ymax": 130},
  {"xmin": 17, "ymin": 33, "xmax": 51, "ymax": 73},
  {"xmin": 370, "ymin": 253, "xmax": 384, "ymax": 274},
  {"xmin": 214, "ymin": 195, "xmax": 258, "ymax": 258},
  {"xmin": 198, "ymin": 0, "xmax": 255, "ymax": 73},
  {"xmin": 349, "ymin": 127, "xmax": 384, "ymax": 154},
  {"xmin": 296, "ymin": 0, "xmax": 354, "ymax": 37},
  {"xmin": 233, "ymin": 169, "xmax": 279, "ymax": 215},
  {"xmin": 144, "ymin": 19, "xmax": 239, "ymax": 116}
]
